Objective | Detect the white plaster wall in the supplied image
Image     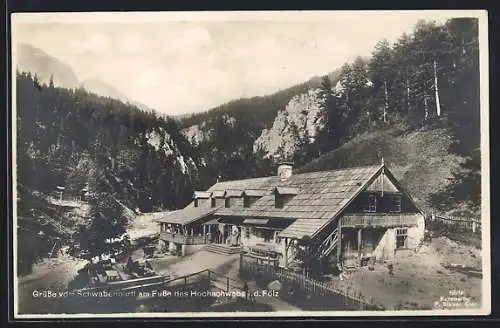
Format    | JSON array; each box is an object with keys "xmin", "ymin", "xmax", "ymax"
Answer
[
  {"xmin": 372, "ymin": 229, "xmax": 395, "ymax": 261},
  {"xmin": 406, "ymin": 214, "xmax": 425, "ymax": 249},
  {"xmin": 371, "ymin": 214, "xmax": 425, "ymax": 262}
]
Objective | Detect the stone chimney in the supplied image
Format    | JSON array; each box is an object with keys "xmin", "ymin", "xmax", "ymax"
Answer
[{"xmin": 277, "ymin": 162, "xmax": 294, "ymax": 181}]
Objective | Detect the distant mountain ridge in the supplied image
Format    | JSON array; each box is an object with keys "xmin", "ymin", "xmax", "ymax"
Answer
[
  {"xmin": 16, "ymin": 43, "xmax": 79, "ymax": 89},
  {"xmin": 16, "ymin": 43, "xmax": 153, "ymax": 112}
]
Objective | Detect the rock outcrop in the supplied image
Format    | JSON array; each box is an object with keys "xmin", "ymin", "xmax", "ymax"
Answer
[{"xmin": 253, "ymin": 89, "xmax": 324, "ymax": 160}]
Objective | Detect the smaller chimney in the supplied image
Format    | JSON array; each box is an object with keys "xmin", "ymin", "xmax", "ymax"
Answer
[{"xmin": 277, "ymin": 162, "xmax": 294, "ymax": 181}]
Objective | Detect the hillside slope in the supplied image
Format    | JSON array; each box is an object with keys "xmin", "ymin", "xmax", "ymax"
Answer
[
  {"xmin": 81, "ymin": 77, "xmax": 153, "ymax": 112},
  {"xmin": 298, "ymin": 123, "xmax": 478, "ymax": 217}
]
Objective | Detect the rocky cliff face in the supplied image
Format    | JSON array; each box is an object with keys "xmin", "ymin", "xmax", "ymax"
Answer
[
  {"xmin": 253, "ymin": 89, "xmax": 324, "ymax": 160},
  {"xmin": 144, "ymin": 127, "xmax": 198, "ymax": 175},
  {"xmin": 181, "ymin": 122, "xmax": 213, "ymax": 146},
  {"xmin": 181, "ymin": 114, "xmax": 236, "ymax": 146}
]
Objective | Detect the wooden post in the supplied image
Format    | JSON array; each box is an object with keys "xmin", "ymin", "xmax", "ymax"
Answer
[
  {"xmin": 203, "ymin": 224, "xmax": 206, "ymax": 243},
  {"xmin": 284, "ymin": 238, "xmax": 288, "ymax": 268},
  {"xmin": 472, "ymin": 221, "xmax": 476, "ymax": 233},
  {"xmin": 337, "ymin": 219, "xmax": 342, "ymax": 264},
  {"xmin": 357, "ymin": 228, "xmax": 362, "ymax": 266}
]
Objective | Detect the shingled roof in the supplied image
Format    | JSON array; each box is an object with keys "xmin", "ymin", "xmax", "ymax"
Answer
[
  {"xmin": 214, "ymin": 165, "xmax": 382, "ymax": 221},
  {"xmin": 155, "ymin": 203, "xmax": 220, "ymax": 225}
]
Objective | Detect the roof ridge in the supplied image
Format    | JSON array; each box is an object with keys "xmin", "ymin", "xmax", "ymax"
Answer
[
  {"xmin": 211, "ymin": 175, "xmax": 276, "ymax": 185},
  {"xmin": 292, "ymin": 164, "xmax": 382, "ymax": 177}
]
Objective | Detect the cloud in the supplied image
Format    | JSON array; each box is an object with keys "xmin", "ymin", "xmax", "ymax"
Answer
[
  {"xmin": 161, "ymin": 26, "xmax": 212, "ymax": 56},
  {"xmin": 119, "ymin": 33, "xmax": 143, "ymax": 53},
  {"xmin": 70, "ymin": 33, "xmax": 109, "ymax": 55},
  {"xmin": 135, "ymin": 67, "xmax": 164, "ymax": 89}
]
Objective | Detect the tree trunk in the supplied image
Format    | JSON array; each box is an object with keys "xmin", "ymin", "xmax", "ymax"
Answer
[
  {"xmin": 406, "ymin": 77, "xmax": 411, "ymax": 113},
  {"xmin": 424, "ymin": 96, "xmax": 429, "ymax": 121},
  {"xmin": 383, "ymin": 79, "xmax": 388, "ymax": 122},
  {"xmin": 433, "ymin": 60, "xmax": 442, "ymax": 117}
]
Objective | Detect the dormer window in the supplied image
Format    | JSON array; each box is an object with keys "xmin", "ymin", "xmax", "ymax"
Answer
[
  {"xmin": 243, "ymin": 189, "xmax": 269, "ymax": 208},
  {"xmin": 193, "ymin": 191, "xmax": 211, "ymax": 208},
  {"xmin": 211, "ymin": 190, "xmax": 225, "ymax": 208},
  {"xmin": 275, "ymin": 195, "xmax": 284, "ymax": 209},
  {"xmin": 243, "ymin": 196, "xmax": 251, "ymax": 208},
  {"xmin": 224, "ymin": 189, "xmax": 243, "ymax": 208},
  {"xmin": 274, "ymin": 186, "xmax": 298, "ymax": 209}
]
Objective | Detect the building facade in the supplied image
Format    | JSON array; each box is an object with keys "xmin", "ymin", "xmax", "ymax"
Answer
[{"xmin": 155, "ymin": 162, "xmax": 425, "ymax": 268}]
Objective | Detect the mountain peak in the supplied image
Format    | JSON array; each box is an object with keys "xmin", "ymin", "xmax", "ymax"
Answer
[{"xmin": 16, "ymin": 43, "xmax": 79, "ymax": 89}]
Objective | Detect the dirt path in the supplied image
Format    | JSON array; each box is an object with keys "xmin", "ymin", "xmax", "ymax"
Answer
[
  {"xmin": 17, "ymin": 254, "xmax": 87, "ymax": 314},
  {"xmin": 150, "ymin": 250, "xmax": 241, "ymax": 278}
]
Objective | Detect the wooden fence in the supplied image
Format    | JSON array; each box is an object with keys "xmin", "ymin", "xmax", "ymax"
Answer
[
  {"xmin": 429, "ymin": 213, "xmax": 481, "ymax": 233},
  {"xmin": 239, "ymin": 254, "xmax": 382, "ymax": 310}
]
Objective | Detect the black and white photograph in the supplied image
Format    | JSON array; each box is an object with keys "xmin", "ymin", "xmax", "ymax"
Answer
[{"xmin": 11, "ymin": 10, "xmax": 490, "ymax": 318}]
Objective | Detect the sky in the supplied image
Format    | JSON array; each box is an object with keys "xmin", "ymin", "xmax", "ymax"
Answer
[{"xmin": 11, "ymin": 11, "xmax": 478, "ymax": 115}]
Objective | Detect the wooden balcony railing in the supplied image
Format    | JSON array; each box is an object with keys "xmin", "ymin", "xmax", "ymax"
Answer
[
  {"xmin": 340, "ymin": 213, "xmax": 420, "ymax": 228},
  {"xmin": 159, "ymin": 232, "xmax": 207, "ymax": 245}
]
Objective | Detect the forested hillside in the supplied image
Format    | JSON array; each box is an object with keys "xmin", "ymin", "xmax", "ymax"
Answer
[
  {"xmin": 287, "ymin": 18, "xmax": 480, "ymax": 216},
  {"xmin": 16, "ymin": 72, "xmax": 200, "ymax": 211}
]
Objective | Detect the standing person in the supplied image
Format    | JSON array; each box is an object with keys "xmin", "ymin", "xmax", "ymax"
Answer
[{"xmin": 243, "ymin": 281, "xmax": 249, "ymax": 301}]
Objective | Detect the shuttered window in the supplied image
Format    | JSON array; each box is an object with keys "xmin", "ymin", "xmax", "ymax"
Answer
[
  {"xmin": 396, "ymin": 228, "xmax": 408, "ymax": 249},
  {"xmin": 389, "ymin": 195, "xmax": 402, "ymax": 212},
  {"xmin": 363, "ymin": 194, "xmax": 377, "ymax": 213}
]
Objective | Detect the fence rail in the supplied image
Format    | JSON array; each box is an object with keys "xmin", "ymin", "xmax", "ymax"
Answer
[
  {"xmin": 159, "ymin": 232, "xmax": 207, "ymax": 245},
  {"xmin": 341, "ymin": 214, "xmax": 420, "ymax": 228},
  {"xmin": 239, "ymin": 254, "xmax": 382, "ymax": 310},
  {"xmin": 430, "ymin": 213, "xmax": 481, "ymax": 233}
]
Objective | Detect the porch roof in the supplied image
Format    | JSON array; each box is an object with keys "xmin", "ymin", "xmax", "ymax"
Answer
[
  {"xmin": 278, "ymin": 219, "xmax": 329, "ymax": 239},
  {"xmin": 155, "ymin": 204, "xmax": 219, "ymax": 226},
  {"xmin": 202, "ymin": 218, "xmax": 221, "ymax": 225},
  {"xmin": 242, "ymin": 218, "xmax": 270, "ymax": 225}
]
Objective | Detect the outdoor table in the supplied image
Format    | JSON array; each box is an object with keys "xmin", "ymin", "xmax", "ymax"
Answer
[{"xmin": 105, "ymin": 270, "xmax": 121, "ymax": 281}]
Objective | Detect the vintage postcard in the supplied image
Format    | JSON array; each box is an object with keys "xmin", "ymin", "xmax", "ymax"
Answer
[{"xmin": 11, "ymin": 10, "xmax": 490, "ymax": 318}]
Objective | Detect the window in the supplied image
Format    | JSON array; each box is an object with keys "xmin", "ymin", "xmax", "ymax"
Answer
[
  {"xmin": 194, "ymin": 199, "xmax": 199, "ymax": 207},
  {"xmin": 243, "ymin": 196, "xmax": 250, "ymax": 208},
  {"xmin": 211, "ymin": 198, "xmax": 216, "ymax": 208},
  {"xmin": 363, "ymin": 194, "xmax": 377, "ymax": 212},
  {"xmin": 396, "ymin": 228, "xmax": 408, "ymax": 249},
  {"xmin": 225, "ymin": 198, "xmax": 231, "ymax": 208},
  {"xmin": 275, "ymin": 195, "xmax": 284, "ymax": 209},
  {"xmin": 389, "ymin": 195, "xmax": 402, "ymax": 212}
]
